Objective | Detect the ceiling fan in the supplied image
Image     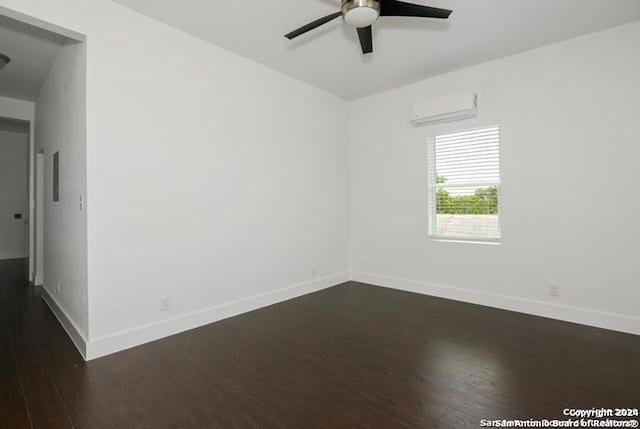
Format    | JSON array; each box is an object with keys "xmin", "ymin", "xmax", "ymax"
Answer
[{"xmin": 284, "ymin": 0, "xmax": 452, "ymax": 54}]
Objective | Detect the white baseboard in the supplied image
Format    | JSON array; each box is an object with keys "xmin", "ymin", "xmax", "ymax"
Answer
[
  {"xmin": 41, "ymin": 287, "xmax": 88, "ymax": 359},
  {"xmin": 350, "ymin": 271, "xmax": 640, "ymax": 336},
  {"xmin": 85, "ymin": 272, "xmax": 350, "ymax": 360}
]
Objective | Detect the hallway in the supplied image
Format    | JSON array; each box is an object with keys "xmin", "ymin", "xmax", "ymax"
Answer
[{"xmin": 0, "ymin": 258, "xmax": 86, "ymax": 427}]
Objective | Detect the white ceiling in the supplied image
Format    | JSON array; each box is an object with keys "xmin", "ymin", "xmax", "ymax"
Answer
[
  {"xmin": 111, "ymin": 0, "xmax": 640, "ymax": 99},
  {"xmin": 0, "ymin": 14, "xmax": 67, "ymax": 101}
]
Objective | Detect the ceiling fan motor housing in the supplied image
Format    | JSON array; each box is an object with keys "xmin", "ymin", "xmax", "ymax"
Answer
[{"xmin": 342, "ymin": 0, "xmax": 381, "ymax": 28}]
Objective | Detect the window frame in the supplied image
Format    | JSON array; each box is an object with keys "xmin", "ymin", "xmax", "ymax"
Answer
[{"xmin": 427, "ymin": 125, "xmax": 503, "ymax": 244}]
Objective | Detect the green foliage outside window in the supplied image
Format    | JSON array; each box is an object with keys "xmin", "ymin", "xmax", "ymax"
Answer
[{"xmin": 435, "ymin": 176, "xmax": 499, "ymax": 215}]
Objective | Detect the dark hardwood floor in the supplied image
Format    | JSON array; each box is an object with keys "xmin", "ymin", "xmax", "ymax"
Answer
[{"xmin": 1, "ymin": 258, "xmax": 639, "ymax": 428}]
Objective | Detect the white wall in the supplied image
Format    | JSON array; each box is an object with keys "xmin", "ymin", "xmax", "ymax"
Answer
[
  {"xmin": 0, "ymin": 96, "xmax": 35, "ymax": 276},
  {"xmin": 0, "ymin": 0, "xmax": 349, "ymax": 358},
  {"xmin": 35, "ymin": 39, "xmax": 88, "ymax": 337},
  {"xmin": 349, "ymin": 21, "xmax": 640, "ymax": 335},
  {"xmin": 0, "ymin": 130, "xmax": 29, "ymax": 260}
]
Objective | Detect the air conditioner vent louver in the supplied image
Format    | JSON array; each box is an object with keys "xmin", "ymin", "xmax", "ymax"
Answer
[{"xmin": 411, "ymin": 92, "xmax": 478, "ymax": 127}]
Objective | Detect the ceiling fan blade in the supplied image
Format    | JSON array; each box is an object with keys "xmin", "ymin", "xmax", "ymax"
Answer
[
  {"xmin": 284, "ymin": 11, "xmax": 342, "ymax": 40},
  {"xmin": 380, "ymin": 0, "xmax": 452, "ymax": 19},
  {"xmin": 356, "ymin": 26, "xmax": 373, "ymax": 54}
]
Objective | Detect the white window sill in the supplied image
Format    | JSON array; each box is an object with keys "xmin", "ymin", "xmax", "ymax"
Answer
[{"xmin": 428, "ymin": 237, "xmax": 502, "ymax": 246}]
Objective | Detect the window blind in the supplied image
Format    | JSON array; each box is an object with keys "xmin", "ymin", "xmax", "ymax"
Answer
[{"xmin": 428, "ymin": 126, "xmax": 501, "ymax": 242}]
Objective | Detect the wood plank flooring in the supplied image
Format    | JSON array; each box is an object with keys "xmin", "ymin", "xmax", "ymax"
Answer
[{"xmin": 1, "ymin": 258, "xmax": 639, "ymax": 428}]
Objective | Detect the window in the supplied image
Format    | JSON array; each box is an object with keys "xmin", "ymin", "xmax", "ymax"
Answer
[{"xmin": 428, "ymin": 126, "xmax": 501, "ymax": 243}]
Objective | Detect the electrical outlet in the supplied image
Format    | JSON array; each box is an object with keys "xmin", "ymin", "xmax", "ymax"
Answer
[
  {"xmin": 548, "ymin": 284, "xmax": 560, "ymax": 297},
  {"xmin": 312, "ymin": 266, "xmax": 317, "ymax": 276},
  {"xmin": 161, "ymin": 297, "xmax": 171, "ymax": 312},
  {"xmin": 55, "ymin": 281, "xmax": 61, "ymax": 295}
]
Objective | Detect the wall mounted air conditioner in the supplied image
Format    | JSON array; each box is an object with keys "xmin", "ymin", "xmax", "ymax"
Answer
[{"xmin": 410, "ymin": 92, "xmax": 478, "ymax": 127}]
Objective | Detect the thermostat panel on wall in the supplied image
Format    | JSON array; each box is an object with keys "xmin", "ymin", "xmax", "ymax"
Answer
[{"xmin": 410, "ymin": 92, "xmax": 478, "ymax": 127}]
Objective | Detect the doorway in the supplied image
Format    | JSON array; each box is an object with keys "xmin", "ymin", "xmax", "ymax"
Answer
[
  {"xmin": 0, "ymin": 117, "xmax": 29, "ymax": 274},
  {"xmin": 34, "ymin": 150, "xmax": 44, "ymax": 285}
]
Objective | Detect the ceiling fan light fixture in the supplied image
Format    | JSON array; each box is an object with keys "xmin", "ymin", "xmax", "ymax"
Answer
[
  {"xmin": 284, "ymin": 0, "xmax": 452, "ymax": 55},
  {"xmin": 0, "ymin": 53, "xmax": 10, "ymax": 70},
  {"xmin": 342, "ymin": 0, "xmax": 381, "ymax": 28}
]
